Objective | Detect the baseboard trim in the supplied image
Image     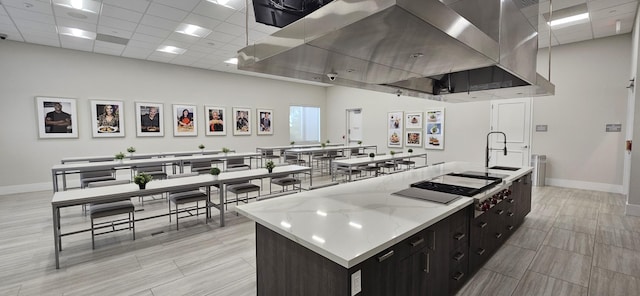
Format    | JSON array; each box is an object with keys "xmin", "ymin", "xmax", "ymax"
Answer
[
  {"xmin": 0, "ymin": 182, "xmax": 52, "ymax": 196},
  {"xmin": 545, "ymin": 178, "xmax": 623, "ymax": 194},
  {"xmin": 626, "ymin": 203, "xmax": 640, "ymax": 217}
]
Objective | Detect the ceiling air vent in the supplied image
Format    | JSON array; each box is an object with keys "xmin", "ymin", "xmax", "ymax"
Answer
[{"xmin": 96, "ymin": 34, "xmax": 129, "ymax": 46}]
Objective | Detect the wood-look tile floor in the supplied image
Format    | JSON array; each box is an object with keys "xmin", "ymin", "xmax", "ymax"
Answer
[{"xmin": 1, "ymin": 183, "xmax": 638, "ymax": 296}]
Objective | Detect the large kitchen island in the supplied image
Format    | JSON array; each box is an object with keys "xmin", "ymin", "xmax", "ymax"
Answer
[{"xmin": 237, "ymin": 162, "xmax": 532, "ymax": 296}]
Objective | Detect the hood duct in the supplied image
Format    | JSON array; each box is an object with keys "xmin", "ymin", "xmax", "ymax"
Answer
[{"xmin": 238, "ymin": 0, "xmax": 554, "ymax": 102}]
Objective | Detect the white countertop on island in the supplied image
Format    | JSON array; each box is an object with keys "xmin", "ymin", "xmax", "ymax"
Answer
[{"xmin": 236, "ymin": 161, "xmax": 533, "ymax": 268}]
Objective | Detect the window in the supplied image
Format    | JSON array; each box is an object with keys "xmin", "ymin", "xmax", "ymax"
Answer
[{"xmin": 290, "ymin": 106, "xmax": 320, "ymax": 143}]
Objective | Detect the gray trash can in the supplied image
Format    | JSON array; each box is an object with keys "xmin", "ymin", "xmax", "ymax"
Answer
[{"xmin": 531, "ymin": 154, "xmax": 546, "ymax": 186}]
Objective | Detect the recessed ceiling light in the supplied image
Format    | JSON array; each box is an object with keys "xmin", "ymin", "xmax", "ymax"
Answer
[
  {"xmin": 175, "ymin": 23, "xmax": 212, "ymax": 38},
  {"xmin": 157, "ymin": 45, "xmax": 187, "ymax": 54},
  {"xmin": 547, "ymin": 13, "xmax": 589, "ymax": 27},
  {"xmin": 53, "ymin": 0, "xmax": 100, "ymax": 14},
  {"xmin": 58, "ymin": 26, "xmax": 96, "ymax": 40},
  {"xmin": 24, "ymin": 3, "xmax": 34, "ymax": 8},
  {"xmin": 224, "ymin": 57, "xmax": 238, "ymax": 64}
]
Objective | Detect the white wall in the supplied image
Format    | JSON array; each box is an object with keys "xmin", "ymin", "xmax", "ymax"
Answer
[
  {"xmin": 325, "ymin": 86, "xmax": 491, "ymax": 165},
  {"xmin": 0, "ymin": 41, "xmax": 326, "ymax": 194},
  {"xmin": 535, "ymin": 34, "xmax": 630, "ymax": 193},
  {"xmin": 627, "ymin": 5, "xmax": 640, "ymax": 216}
]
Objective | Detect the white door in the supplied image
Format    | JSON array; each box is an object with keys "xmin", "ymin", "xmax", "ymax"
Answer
[
  {"xmin": 489, "ymin": 98, "xmax": 531, "ymax": 167},
  {"xmin": 347, "ymin": 109, "xmax": 363, "ymax": 144}
]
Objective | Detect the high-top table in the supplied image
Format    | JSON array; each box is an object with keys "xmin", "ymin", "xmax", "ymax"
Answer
[
  {"xmin": 51, "ymin": 152, "xmax": 260, "ymax": 192},
  {"xmin": 51, "ymin": 164, "xmax": 312, "ymax": 269},
  {"xmin": 332, "ymin": 152, "xmax": 428, "ymax": 182}
]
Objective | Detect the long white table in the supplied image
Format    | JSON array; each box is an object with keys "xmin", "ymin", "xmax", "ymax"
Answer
[
  {"xmin": 60, "ymin": 149, "xmax": 226, "ymax": 164},
  {"xmin": 51, "ymin": 152, "xmax": 260, "ymax": 192},
  {"xmin": 51, "ymin": 164, "xmax": 312, "ymax": 269},
  {"xmin": 332, "ymin": 152, "xmax": 428, "ymax": 182},
  {"xmin": 283, "ymin": 145, "xmax": 378, "ymax": 171}
]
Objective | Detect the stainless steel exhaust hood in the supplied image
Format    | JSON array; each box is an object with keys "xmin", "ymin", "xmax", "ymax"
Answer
[{"xmin": 238, "ymin": 0, "xmax": 554, "ymax": 102}]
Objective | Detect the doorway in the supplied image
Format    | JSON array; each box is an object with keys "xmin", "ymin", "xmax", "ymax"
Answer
[
  {"xmin": 489, "ymin": 98, "xmax": 531, "ymax": 167},
  {"xmin": 346, "ymin": 108, "xmax": 363, "ymax": 144}
]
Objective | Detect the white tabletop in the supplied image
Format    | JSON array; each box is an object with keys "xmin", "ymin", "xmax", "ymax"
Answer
[
  {"xmin": 236, "ymin": 161, "xmax": 532, "ymax": 268},
  {"xmin": 60, "ymin": 150, "xmax": 224, "ymax": 163},
  {"xmin": 333, "ymin": 152, "xmax": 427, "ymax": 167}
]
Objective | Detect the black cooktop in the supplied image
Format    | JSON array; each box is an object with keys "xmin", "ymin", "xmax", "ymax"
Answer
[{"xmin": 410, "ymin": 173, "xmax": 503, "ymax": 197}]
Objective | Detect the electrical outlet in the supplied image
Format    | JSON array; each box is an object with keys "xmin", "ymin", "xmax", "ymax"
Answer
[{"xmin": 351, "ymin": 270, "xmax": 362, "ymax": 295}]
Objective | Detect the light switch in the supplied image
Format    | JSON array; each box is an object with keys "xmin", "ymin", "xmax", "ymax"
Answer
[{"xmin": 351, "ymin": 270, "xmax": 362, "ymax": 295}]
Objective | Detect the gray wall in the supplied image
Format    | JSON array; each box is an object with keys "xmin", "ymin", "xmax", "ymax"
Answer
[
  {"xmin": 535, "ymin": 34, "xmax": 630, "ymax": 193},
  {"xmin": 627, "ymin": 6, "xmax": 640, "ymax": 216},
  {"xmin": 0, "ymin": 41, "xmax": 326, "ymax": 193}
]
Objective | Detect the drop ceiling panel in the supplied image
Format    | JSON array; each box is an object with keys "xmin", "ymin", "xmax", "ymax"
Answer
[
  {"xmin": 98, "ymin": 16, "xmax": 138, "ymax": 32},
  {"xmin": 214, "ymin": 22, "xmax": 244, "ymax": 36},
  {"xmin": 182, "ymin": 13, "xmax": 222, "ymax": 29},
  {"xmin": 0, "ymin": 14, "xmax": 13, "ymax": 25},
  {"xmin": 153, "ymin": 0, "xmax": 202, "ymax": 12},
  {"xmin": 94, "ymin": 45, "xmax": 125, "ymax": 56},
  {"xmin": 127, "ymin": 38, "xmax": 162, "ymax": 49},
  {"xmin": 147, "ymin": 51, "xmax": 176, "ymax": 63},
  {"xmin": 2, "ymin": 0, "xmax": 53, "ymax": 15},
  {"xmin": 588, "ymin": 0, "xmax": 637, "ymax": 12},
  {"xmin": 590, "ymin": 2, "xmax": 638, "ymax": 20},
  {"xmin": 101, "ymin": 4, "xmax": 143, "ymax": 23},
  {"xmin": 13, "ymin": 18, "xmax": 57, "ymax": 32},
  {"xmin": 56, "ymin": 17, "xmax": 97, "ymax": 31},
  {"xmin": 204, "ymin": 31, "xmax": 236, "ymax": 43},
  {"xmin": 226, "ymin": 11, "xmax": 257, "ymax": 28},
  {"xmin": 102, "ymin": 0, "xmax": 150, "ymax": 13},
  {"xmin": 193, "ymin": 1, "xmax": 236, "ymax": 21},
  {"xmin": 121, "ymin": 46, "xmax": 153, "ymax": 59},
  {"xmin": 4, "ymin": 6, "xmax": 54, "ymax": 24},
  {"xmin": 60, "ymin": 35, "xmax": 94, "ymax": 51},
  {"xmin": 24, "ymin": 36, "xmax": 58, "ymax": 46},
  {"xmin": 170, "ymin": 55, "xmax": 200, "ymax": 66},
  {"xmin": 135, "ymin": 24, "xmax": 171, "ymax": 38},
  {"xmin": 167, "ymin": 32, "xmax": 200, "ymax": 44},
  {"xmin": 146, "ymin": 3, "xmax": 189, "ymax": 22},
  {"xmin": 53, "ymin": 6, "xmax": 99, "ymax": 24},
  {"xmin": 140, "ymin": 14, "xmax": 179, "ymax": 31}
]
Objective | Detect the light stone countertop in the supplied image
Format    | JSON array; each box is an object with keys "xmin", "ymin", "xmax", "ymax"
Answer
[{"xmin": 236, "ymin": 161, "xmax": 533, "ymax": 268}]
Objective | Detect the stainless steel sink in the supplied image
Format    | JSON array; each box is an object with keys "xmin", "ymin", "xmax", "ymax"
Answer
[{"xmin": 488, "ymin": 166, "xmax": 520, "ymax": 171}]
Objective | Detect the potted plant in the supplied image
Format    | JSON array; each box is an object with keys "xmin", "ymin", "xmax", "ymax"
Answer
[
  {"xmin": 221, "ymin": 147, "xmax": 230, "ymax": 154},
  {"xmin": 210, "ymin": 167, "xmax": 221, "ymax": 180},
  {"xmin": 321, "ymin": 143, "xmax": 326, "ymax": 148},
  {"xmin": 326, "ymin": 140, "xmax": 330, "ymax": 143},
  {"xmin": 198, "ymin": 144, "xmax": 205, "ymax": 151},
  {"xmin": 133, "ymin": 173, "xmax": 152, "ymax": 189},
  {"xmin": 265, "ymin": 160, "xmax": 276, "ymax": 173},
  {"xmin": 390, "ymin": 151, "xmax": 396, "ymax": 156},
  {"xmin": 127, "ymin": 146, "xmax": 136, "ymax": 156},
  {"xmin": 290, "ymin": 141, "xmax": 295, "ymax": 146},
  {"xmin": 358, "ymin": 141, "xmax": 362, "ymax": 145},
  {"xmin": 369, "ymin": 152, "xmax": 375, "ymax": 159},
  {"xmin": 408, "ymin": 148, "xmax": 413, "ymax": 154},
  {"xmin": 115, "ymin": 152, "xmax": 125, "ymax": 162}
]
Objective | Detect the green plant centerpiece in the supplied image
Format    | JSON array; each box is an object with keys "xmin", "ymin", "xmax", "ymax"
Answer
[
  {"xmin": 198, "ymin": 144, "xmax": 205, "ymax": 151},
  {"xmin": 133, "ymin": 173, "xmax": 152, "ymax": 189},
  {"xmin": 265, "ymin": 160, "xmax": 276, "ymax": 173},
  {"xmin": 127, "ymin": 146, "xmax": 136, "ymax": 155},
  {"xmin": 115, "ymin": 152, "xmax": 125, "ymax": 161},
  {"xmin": 369, "ymin": 152, "xmax": 375, "ymax": 158},
  {"xmin": 290, "ymin": 141, "xmax": 295, "ymax": 146},
  {"xmin": 210, "ymin": 167, "xmax": 221, "ymax": 179},
  {"xmin": 390, "ymin": 151, "xmax": 396, "ymax": 156},
  {"xmin": 408, "ymin": 148, "xmax": 413, "ymax": 153},
  {"xmin": 221, "ymin": 147, "xmax": 230, "ymax": 154},
  {"xmin": 321, "ymin": 143, "xmax": 326, "ymax": 148},
  {"xmin": 326, "ymin": 140, "xmax": 330, "ymax": 143},
  {"xmin": 357, "ymin": 141, "xmax": 362, "ymax": 145}
]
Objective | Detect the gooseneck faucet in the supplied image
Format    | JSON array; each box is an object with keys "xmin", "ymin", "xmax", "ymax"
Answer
[{"xmin": 486, "ymin": 131, "xmax": 507, "ymax": 168}]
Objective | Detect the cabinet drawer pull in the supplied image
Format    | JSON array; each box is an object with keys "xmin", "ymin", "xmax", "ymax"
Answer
[
  {"xmin": 410, "ymin": 237, "xmax": 424, "ymax": 247},
  {"xmin": 454, "ymin": 233, "xmax": 465, "ymax": 241},
  {"xmin": 508, "ymin": 212, "xmax": 514, "ymax": 217},
  {"xmin": 497, "ymin": 210, "xmax": 505, "ymax": 215},
  {"xmin": 477, "ymin": 248, "xmax": 485, "ymax": 255},
  {"xmin": 453, "ymin": 252, "xmax": 465, "ymax": 262},
  {"xmin": 452, "ymin": 272, "xmax": 465, "ymax": 281},
  {"xmin": 507, "ymin": 225, "xmax": 514, "ymax": 230},
  {"xmin": 495, "ymin": 233, "xmax": 503, "ymax": 239},
  {"xmin": 378, "ymin": 250, "xmax": 394, "ymax": 262},
  {"xmin": 425, "ymin": 252, "xmax": 430, "ymax": 273},
  {"xmin": 479, "ymin": 222, "xmax": 488, "ymax": 228}
]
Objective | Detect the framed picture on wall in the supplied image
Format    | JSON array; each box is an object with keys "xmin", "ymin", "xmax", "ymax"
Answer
[
  {"xmin": 35, "ymin": 96, "xmax": 79, "ymax": 139},
  {"xmin": 90, "ymin": 100, "xmax": 124, "ymax": 138},
  {"xmin": 135, "ymin": 102, "xmax": 164, "ymax": 137},
  {"xmin": 233, "ymin": 107, "xmax": 251, "ymax": 135},
  {"xmin": 204, "ymin": 106, "xmax": 226, "ymax": 136},
  {"xmin": 425, "ymin": 108, "xmax": 445, "ymax": 150},
  {"xmin": 405, "ymin": 112, "xmax": 423, "ymax": 129},
  {"xmin": 257, "ymin": 109, "xmax": 273, "ymax": 135},
  {"xmin": 406, "ymin": 131, "xmax": 422, "ymax": 147},
  {"xmin": 387, "ymin": 111, "xmax": 403, "ymax": 148},
  {"xmin": 173, "ymin": 104, "xmax": 197, "ymax": 136}
]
